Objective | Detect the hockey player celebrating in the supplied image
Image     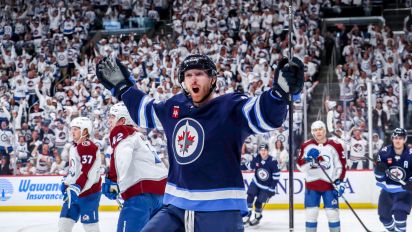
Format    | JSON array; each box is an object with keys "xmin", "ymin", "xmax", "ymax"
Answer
[
  {"xmin": 59, "ymin": 117, "xmax": 102, "ymax": 232},
  {"xmin": 297, "ymin": 120, "xmax": 347, "ymax": 232},
  {"xmin": 103, "ymin": 102, "xmax": 168, "ymax": 232},
  {"xmin": 374, "ymin": 128, "xmax": 412, "ymax": 232},
  {"xmin": 96, "ymin": 54, "xmax": 303, "ymax": 231},
  {"xmin": 242, "ymin": 144, "xmax": 280, "ymax": 226}
]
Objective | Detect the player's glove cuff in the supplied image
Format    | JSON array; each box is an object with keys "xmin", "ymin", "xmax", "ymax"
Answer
[
  {"xmin": 102, "ymin": 178, "xmax": 120, "ymax": 200},
  {"xmin": 333, "ymin": 180, "xmax": 345, "ymax": 197},
  {"xmin": 402, "ymin": 181, "xmax": 412, "ymax": 191}
]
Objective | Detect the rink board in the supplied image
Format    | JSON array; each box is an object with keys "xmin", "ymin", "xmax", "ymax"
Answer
[{"xmin": 0, "ymin": 171, "xmax": 380, "ymax": 211}]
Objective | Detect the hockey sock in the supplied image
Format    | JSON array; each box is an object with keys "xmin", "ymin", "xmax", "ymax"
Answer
[
  {"xmin": 305, "ymin": 207, "xmax": 319, "ymax": 232},
  {"xmin": 325, "ymin": 208, "xmax": 340, "ymax": 232},
  {"xmin": 255, "ymin": 201, "xmax": 263, "ymax": 211},
  {"xmin": 247, "ymin": 195, "xmax": 254, "ymax": 206},
  {"xmin": 393, "ymin": 211, "xmax": 407, "ymax": 232},
  {"xmin": 83, "ymin": 222, "xmax": 100, "ymax": 232},
  {"xmin": 58, "ymin": 218, "xmax": 75, "ymax": 232},
  {"xmin": 379, "ymin": 216, "xmax": 395, "ymax": 231}
]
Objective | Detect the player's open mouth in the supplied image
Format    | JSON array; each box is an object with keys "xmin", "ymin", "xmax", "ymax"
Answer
[{"xmin": 192, "ymin": 87, "xmax": 200, "ymax": 93}]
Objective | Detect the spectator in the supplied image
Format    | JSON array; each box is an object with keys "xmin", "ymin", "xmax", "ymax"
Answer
[
  {"xmin": 348, "ymin": 128, "xmax": 368, "ymax": 169},
  {"xmin": 0, "ymin": 156, "xmax": 12, "ymax": 175},
  {"xmin": 19, "ymin": 159, "xmax": 36, "ymax": 175},
  {"xmin": 15, "ymin": 135, "xmax": 30, "ymax": 166},
  {"xmin": 271, "ymin": 140, "xmax": 289, "ymax": 171},
  {"xmin": 372, "ymin": 101, "xmax": 388, "ymax": 140},
  {"xmin": 371, "ymin": 133, "xmax": 384, "ymax": 159},
  {"xmin": 0, "ymin": 121, "xmax": 14, "ymax": 158},
  {"xmin": 33, "ymin": 143, "xmax": 52, "ymax": 174},
  {"xmin": 49, "ymin": 154, "xmax": 66, "ymax": 175}
]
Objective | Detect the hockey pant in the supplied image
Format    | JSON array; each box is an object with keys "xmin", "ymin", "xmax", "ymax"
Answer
[
  {"xmin": 378, "ymin": 190, "xmax": 412, "ymax": 232},
  {"xmin": 60, "ymin": 192, "xmax": 101, "ymax": 224},
  {"xmin": 246, "ymin": 181, "xmax": 272, "ymax": 213},
  {"xmin": 304, "ymin": 189, "xmax": 340, "ymax": 232},
  {"xmin": 117, "ymin": 193, "xmax": 163, "ymax": 232},
  {"xmin": 140, "ymin": 204, "xmax": 244, "ymax": 232}
]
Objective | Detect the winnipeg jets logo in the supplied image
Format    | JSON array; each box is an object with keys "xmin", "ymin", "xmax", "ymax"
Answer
[
  {"xmin": 1, "ymin": 134, "xmax": 9, "ymax": 142},
  {"xmin": 353, "ymin": 144, "xmax": 363, "ymax": 153},
  {"xmin": 59, "ymin": 132, "xmax": 66, "ymax": 140},
  {"xmin": 277, "ymin": 134, "xmax": 286, "ymax": 142},
  {"xmin": 388, "ymin": 166, "xmax": 406, "ymax": 182},
  {"xmin": 257, "ymin": 168, "xmax": 269, "ymax": 181},
  {"xmin": 172, "ymin": 118, "xmax": 204, "ymax": 165}
]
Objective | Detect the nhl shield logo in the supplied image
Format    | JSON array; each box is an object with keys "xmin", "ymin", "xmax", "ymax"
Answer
[{"xmin": 172, "ymin": 118, "xmax": 205, "ymax": 165}]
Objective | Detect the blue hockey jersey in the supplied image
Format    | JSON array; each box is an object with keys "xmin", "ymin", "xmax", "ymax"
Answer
[
  {"xmin": 246, "ymin": 154, "xmax": 281, "ymax": 193},
  {"xmin": 121, "ymin": 86, "xmax": 287, "ymax": 213},
  {"xmin": 375, "ymin": 145, "xmax": 412, "ymax": 193}
]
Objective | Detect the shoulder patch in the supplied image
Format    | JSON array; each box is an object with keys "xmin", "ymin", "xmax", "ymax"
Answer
[
  {"xmin": 77, "ymin": 140, "xmax": 98, "ymax": 155},
  {"xmin": 82, "ymin": 141, "xmax": 91, "ymax": 146},
  {"xmin": 109, "ymin": 125, "xmax": 137, "ymax": 148}
]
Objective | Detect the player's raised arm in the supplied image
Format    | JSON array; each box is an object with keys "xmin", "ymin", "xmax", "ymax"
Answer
[
  {"xmin": 96, "ymin": 57, "xmax": 164, "ymax": 130},
  {"xmin": 239, "ymin": 57, "xmax": 304, "ymax": 134}
]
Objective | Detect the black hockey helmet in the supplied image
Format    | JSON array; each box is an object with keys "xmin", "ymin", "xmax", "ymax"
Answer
[
  {"xmin": 178, "ymin": 54, "xmax": 217, "ymax": 83},
  {"xmin": 391, "ymin": 128, "xmax": 407, "ymax": 140}
]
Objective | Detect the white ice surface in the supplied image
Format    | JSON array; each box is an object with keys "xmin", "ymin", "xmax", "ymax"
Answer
[{"xmin": 1, "ymin": 209, "xmax": 408, "ymax": 231}]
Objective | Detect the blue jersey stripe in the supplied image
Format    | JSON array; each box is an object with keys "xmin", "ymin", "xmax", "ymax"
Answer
[
  {"xmin": 163, "ymin": 193, "xmax": 248, "ymax": 213},
  {"xmin": 254, "ymin": 95, "xmax": 275, "ymax": 131},
  {"xmin": 167, "ymin": 182, "xmax": 245, "ymax": 192},
  {"xmin": 145, "ymin": 99, "xmax": 154, "ymax": 128}
]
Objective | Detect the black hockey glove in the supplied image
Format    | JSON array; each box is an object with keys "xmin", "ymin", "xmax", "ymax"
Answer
[
  {"xmin": 402, "ymin": 181, "xmax": 412, "ymax": 191},
  {"xmin": 272, "ymin": 57, "xmax": 304, "ymax": 102},
  {"xmin": 375, "ymin": 161, "xmax": 388, "ymax": 173},
  {"xmin": 374, "ymin": 161, "xmax": 388, "ymax": 182},
  {"xmin": 264, "ymin": 189, "xmax": 276, "ymax": 198},
  {"xmin": 96, "ymin": 57, "xmax": 135, "ymax": 100}
]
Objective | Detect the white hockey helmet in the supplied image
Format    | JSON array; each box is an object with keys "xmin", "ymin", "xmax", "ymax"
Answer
[
  {"xmin": 70, "ymin": 117, "xmax": 93, "ymax": 137},
  {"xmin": 109, "ymin": 102, "xmax": 134, "ymax": 126},
  {"xmin": 311, "ymin": 120, "xmax": 326, "ymax": 137}
]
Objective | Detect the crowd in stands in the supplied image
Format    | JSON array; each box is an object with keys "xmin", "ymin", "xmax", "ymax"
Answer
[
  {"xmin": 326, "ymin": 19, "xmax": 412, "ymax": 169},
  {"xmin": 0, "ymin": 0, "xmax": 169, "ymax": 175},
  {"xmin": 1, "ymin": 0, "xmax": 411, "ymax": 175}
]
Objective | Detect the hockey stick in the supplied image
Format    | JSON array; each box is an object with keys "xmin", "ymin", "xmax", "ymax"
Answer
[
  {"xmin": 287, "ymin": 0, "xmax": 294, "ymax": 231},
  {"xmin": 115, "ymin": 195, "xmax": 123, "ymax": 210},
  {"xmin": 106, "ymin": 171, "xmax": 124, "ymax": 210},
  {"xmin": 316, "ymin": 160, "xmax": 383, "ymax": 232}
]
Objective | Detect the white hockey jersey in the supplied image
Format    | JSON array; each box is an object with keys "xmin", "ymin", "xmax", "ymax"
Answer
[
  {"xmin": 108, "ymin": 125, "xmax": 167, "ymax": 200},
  {"xmin": 64, "ymin": 140, "xmax": 102, "ymax": 197},
  {"xmin": 0, "ymin": 129, "xmax": 13, "ymax": 148},
  {"xmin": 349, "ymin": 137, "xmax": 367, "ymax": 161},
  {"xmin": 297, "ymin": 139, "xmax": 347, "ymax": 191}
]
